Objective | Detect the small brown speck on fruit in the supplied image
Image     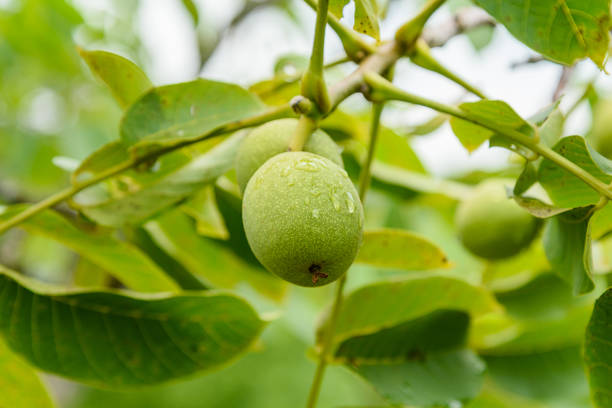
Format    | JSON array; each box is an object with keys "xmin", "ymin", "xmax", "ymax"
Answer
[
  {"xmin": 309, "ymin": 264, "xmax": 321, "ymax": 273},
  {"xmin": 309, "ymin": 264, "xmax": 328, "ymax": 284}
]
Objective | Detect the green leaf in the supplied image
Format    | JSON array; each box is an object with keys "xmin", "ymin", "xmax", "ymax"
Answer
[
  {"xmin": 539, "ymin": 107, "xmax": 564, "ymax": 148},
  {"xmin": 248, "ymin": 77, "xmax": 300, "ymax": 106},
  {"xmin": 79, "ymin": 49, "xmax": 152, "ymax": 110},
  {"xmin": 351, "ymin": 349, "xmax": 485, "ymax": 407},
  {"xmin": 587, "ymin": 138, "xmax": 612, "ymax": 174},
  {"xmin": 473, "ymin": 0, "xmax": 610, "ymax": 67},
  {"xmin": 181, "ymin": 185, "xmax": 229, "ymax": 240},
  {"xmin": 543, "ymin": 207, "xmax": 595, "ymax": 295},
  {"xmin": 353, "ymin": 0, "xmax": 380, "ymax": 41},
  {"xmin": 405, "ymin": 113, "xmax": 448, "ymax": 136},
  {"xmin": 73, "ymin": 258, "xmax": 110, "ymax": 289},
  {"xmin": 370, "ymin": 161, "xmax": 471, "ymax": 200},
  {"xmin": 326, "ymin": 109, "xmax": 425, "ymax": 174},
  {"xmin": 121, "ymin": 79, "xmax": 265, "ymax": 158},
  {"xmin": 374, "ymin": 126, "xmax": 426, "ymax": 172},
  {"xmin": 72, "ymin": 141, "xmax": 129, "ymax": 185},
  {"xmin": 331, "ymin": 276, "xmax": 500, "ymax": 344},
  {"xmin": 72, "ymin": 133, "xmax": 243, "ymax": 227},
  {"xmin": 273, "ymin": 53, "xmax": 309, "ymax": 76},
  {"xmin": 485, "ymin": 347, "xmax": 590, "ymax": 407},
  {"xmin": 479, "ymin": 274, "xmax": 594, "ymax": 355},
  {"xmin": 528, "ymin": 101, "xmax": 561, "ymax": 127},
  {"xmin": 124, "ymin": 227, "xmax": 207, "ymax": 291},
  {"xmin": 513, "ymin": 162, "xmax": 537, "ymax": 196},
  {"xmin": 482, "ymin": 242, "xmax": 550, "ymax": 292},
  {"xmin": 0, "ymin": 338, "xmax": 54, "ymax": 408},
  {"xmin": 144, "ymin": 210, "xmax": 286, "ymax": 301},
  {"xmin": 449, "ymin": 115, "xmax": 494, "ymax": 152},
  {"xmin": 181, "ymin": 0, "xmax": 199, "ymax": 25},
  {"xmin": 591, "ymin": 202, "xmax": 612, "ymax": 240},
  {"xmin": 497, "ymin": 274, "xmax": 584, "ymax": 321},
  {"xmin": 334, "ymin": 310, "xmax": 469, "ymax": 363},
  {"xmin": 539, "ymin": 136, "xmax": 612, "ymax": 208},
  {"xmin": 213, "ymin": 181, "xmax": 265, "ymax": 268},
  {"xmin": 70, "ymin": 140, "xmax": 130, "ymax": 185},
  {"xmin": 321, "ymin": 109, "xmax": 369, "ymax": 142},
  {"xmin": 584, "ymin": 288, "xmax": 612, "ymax": 408},
  {"xmin": 450, "ymin": 100, "xmax": 534, "ymax": 152},
  {"xmin": 593, "ymin": 234, "xmax": 612, "ymax": 275},
  {"xmin": 329, "ymin": 0, "xmax": 380, "ymax": 40},
  {"xmin": 0, "ymin": 265, "xmax": 265, "ymax": 387},
  {"xmin": 0, "ymin": 205, "xmax": 178, "ymax": 293},
  {"xmin": 330, "ymin": 0, "xmax": 350, "ymax": 17},
  {"xmin": 355, "ymin": 228, "xmax": 449, "ymax": 270},
  {"xmin": 466, "ymin": 24, "xmax": 495, "ymax": 51},
  {"xmin": 511, "ymin": 194, "xmax": 570, "ymax": 219},
  {"xmin": 466, "ymin": 383, "xmax": 547, "ymax": 408}
]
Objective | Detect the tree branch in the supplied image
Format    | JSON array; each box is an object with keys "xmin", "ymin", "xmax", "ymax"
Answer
[
  {"xmin": 198, "ymin": 0, "xmax": 285, "ymax": 70},
  {"xmin": 0, "ymin": 8, "xmax": 495, "ymax": 235},
  {"xmin": 552, "ymin": 66, "xmax": 575, "ymax": 101},
  {"xmin": 422, "ymin": 7, "xmax": 495, "ymax": 48},
  {"xmin": 364, "ymin": 72, "xmax": 612, "ymax": 200},
  {"xmin": 0, "ymin": 104, "xmax": 295, "ymax": 235},
  {"xmin": 328, "ymin": 41, "xmax": 402, "ymax": 111},
  {"xmin": 0, "ymin": 4, "xmax": 607, "ymax": 240},
  {"xmin": 300, "ymin": 0, "xmax": 332, "ymax": 114},
  {"xmin": 302, "ymin": 0, "xmax": 376, "ymax": 60},
  {"xmin": 510, "ymin": 55, "xmax": 546, "ymax": 69}
]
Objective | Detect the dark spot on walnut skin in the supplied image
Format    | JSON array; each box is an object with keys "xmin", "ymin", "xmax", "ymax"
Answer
[{"xmin": 309, "ymin": 263, "xmax": 328, "ymax": 284}]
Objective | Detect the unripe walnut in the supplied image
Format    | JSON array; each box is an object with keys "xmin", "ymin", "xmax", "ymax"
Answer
[
  {"xmin": 456, "ymin": 179, "xmax": 539, "ymax": 260},
  {"xmin": 235, "ymin": 118, "xmax": 342, "ymax": 193},
  {"xmin": 242, "ymin": 152, "xmax": 363, "ymax": 287}
]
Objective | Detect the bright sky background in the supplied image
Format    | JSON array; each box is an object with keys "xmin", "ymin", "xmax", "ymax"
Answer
[{"xmin": 99, "ymin": 0, "xmax": 610, "ymax": 176}]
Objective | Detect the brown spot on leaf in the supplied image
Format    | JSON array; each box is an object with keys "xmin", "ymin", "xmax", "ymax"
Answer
[{"xmin": 407, "ymin": 349, "xmax": 426, "ymax": 362}]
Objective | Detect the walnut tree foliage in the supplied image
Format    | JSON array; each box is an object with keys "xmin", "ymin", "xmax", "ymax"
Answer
[{"xmin": 0, "ymin": 0, "xmax": 612, "ymax": 407}]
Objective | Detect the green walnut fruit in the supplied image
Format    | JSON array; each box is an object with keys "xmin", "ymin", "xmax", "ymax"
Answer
[
  {"xmin": 242, "ymin": 151, "xmax": 363, "ymax": 287},
  {"xmin": 590, "ymin": 99, "xmax": 612, "ymax": 159},
  {"xmin": 456, "ymin": 179, "xmax": 539, "ymax": 260},
  {"xmin": 235, "ymin": 118, "xmax": 342, "ymax": 193}
]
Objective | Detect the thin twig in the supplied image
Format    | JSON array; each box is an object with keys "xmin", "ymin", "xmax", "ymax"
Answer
[
  {"xmin": 0, "ymin": 36, "xmax": 404, "ymax": 236},
  {"xmin": 510, "ymin": 55, "xmax": 546, "ymax": 69},
  {"xmin": 305, "ymin": 275, "xmax": 347, "ymax": 408},
  {"xmin": 422, "ymin": 7, "xmax": 495, "ymax": 48},
  {"xmin": 0, "ymin": 104, "xmax": 295, "ymax": 235},
  {"xmin": 364, "ymin": 72, "xmax": 612, "ymax": 201},
  {"xmin": 358, "ymin": 103, "xmax": 384, "ymax": 203},
  {"xmin": 253, "ymin": 56, "xmax": 351, "ymax": 102},
  {"xmin": 552, "ymin": 66, "xmax": 575, "ymax": 102},
  {"xmin": 302, "ymin": 0, "xmax": 376, "ymax": 59},
  {"xmin": 198, "ymin": 0, "xmax": 285, "ymax": 70}
]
